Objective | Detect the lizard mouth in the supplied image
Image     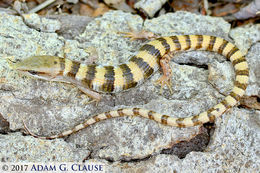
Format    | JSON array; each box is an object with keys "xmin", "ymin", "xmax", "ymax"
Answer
[
  {"xmin": 17, "ymin": 69, "xmax": 66, "ymax": 82},
  {"xmin": 27, "ymin": 70, "xmax": 39, "ymax": 75},
  {"xmin": 16, "ymin": 69, "xmax": 53, "ymax": 80},
  {"xmin": 17, "ymin": 69, "xmax": 46, "ymax": 76}
]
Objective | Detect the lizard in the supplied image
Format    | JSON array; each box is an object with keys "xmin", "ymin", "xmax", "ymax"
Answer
[{"xmin": 7, "ymin": 35, "xmax": 249, "ymax": 139}]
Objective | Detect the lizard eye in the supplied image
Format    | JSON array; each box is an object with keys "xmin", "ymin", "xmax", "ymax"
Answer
[{"xmin": 28, "ymin": 70, "xmax": 38, "ymax": 75}]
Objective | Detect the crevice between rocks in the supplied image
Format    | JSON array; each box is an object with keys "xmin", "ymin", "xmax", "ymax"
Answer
[
  {"xmin": 161, "ymin": 123, "xmax": 214, "ymax": 159},
  {"xmin": 257, "ymin": 97, "xmax": 260, "ymax": 103},
  {"xmin": 83, "ymin": 149, "xmax": 117, "ymax": 163},
  {"xmin": 0, "ymin": 113, "xmax": 11, "ymax": 134},
  {"xmin": 177, "ymin": 62, "xmax": 208, "ymax": 70},
  {"xmin": 238, "ymin": 95, "xmax": 260, "ymax": 110},
  {"xmin": 120, "ymin": 154, "xmax": 152, "ymax": 163},
  {"xmin": 86, "ymin": 151, "xmax": 153, "ymax": 164}
]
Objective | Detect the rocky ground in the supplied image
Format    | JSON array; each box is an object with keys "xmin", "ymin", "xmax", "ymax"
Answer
[{"xmin": 0, "ymin": 10, "xmax": 259, "ymax": 172}]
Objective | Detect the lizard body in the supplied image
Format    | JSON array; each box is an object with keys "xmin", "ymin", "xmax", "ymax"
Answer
[{"xmin": 8, "ymin": 35, "xmax": 249, "ymax": 139}]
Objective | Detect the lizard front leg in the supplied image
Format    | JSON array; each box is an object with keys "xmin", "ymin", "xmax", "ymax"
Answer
[
  {"xmin": 119, "ymin": 29, "xmax": 158, "ymax": 41},
  {"xmin": 77, "ymin": 85, "xmax": 101, "ymax": 105},
  {"xmin": 155, "ymin": 53, "xmax": 173, "ymax": 94}
]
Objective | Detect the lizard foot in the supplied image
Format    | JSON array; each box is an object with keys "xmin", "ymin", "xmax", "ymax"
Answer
[
  {"xmin": 118, "ymin": 30, "xmax": 158, "ymax": 41},
  {"xmin": 155, "ymin": 75, "xmax": 173, "ymax": 94}
]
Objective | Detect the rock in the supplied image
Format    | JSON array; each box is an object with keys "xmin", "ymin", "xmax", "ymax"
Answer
[
  {"xmin": 230, "ymin": 24, "xmax": 260, "ymax": 54},
  {"xmin": 243, "ymin": 43, "xmax": 260, "ymax": 97},
  {"xmin": 0, "ymin": 13, "xmax": 64, "ymax": 60},
  {"xmin": 134, "ymin": 0, "xmax": 168, "ymax": 17},
  {"xmin": 66, "ymin": 0, "xmax": 79, "ymax": 4},
  {"xmin": 0, "ymin": 132, "xmax": 89, "ymax": 162},
  {"xmin": 22, "ymin": 13, "xmax": 61, "ymax": 33},
  {"xmin": 97, "ymin": 109, "xmax": 260, "ymax": 172},
  {"xmin": 0, "ymin": 10, "xmax": 259, "ymax": 172},
  {"xmin": 144, "ymin": 11, "xmax": 231, "ymax": 37},
  {"xmin": 45, "ymin": 15, "xmax": 93, "ymax": 39}
]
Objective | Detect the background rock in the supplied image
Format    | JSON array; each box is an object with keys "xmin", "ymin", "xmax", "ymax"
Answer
[
  {"xmin": 229, "ymin": 24, "xmax": 260, "ymax": 55},
  {"xmin": 0, "ymin": 10, "xmax": 259, "ymax": 172},
  {"xmin": 0, "ymin": 132, "xmax": 89, "ymax": 162}
]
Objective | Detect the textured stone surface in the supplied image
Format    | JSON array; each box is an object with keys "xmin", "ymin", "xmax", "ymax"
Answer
[
  {"xmin": 0, "ymin": 13, "xmax": 64, "ymax": 59},
  {"xmin": 243, "ymin": 42, "xmax": 260, "ymax": 97},
  {"xmin": 144, "ymin": 11, "xmax": 231, "ymax": 38},
  {"xmin": 0, "ymin": 10, "xmax": 259, "ymax": 172},
  {"xmin": 78, "ymin": 10, "xmax": 144, "ymax": 65},
  {"xmin": 134, "ymin": 0, "xmax": 168, "ymax": 17},
  {"xmin": 46, "ymin": 15, "xmax": 93, "ymax": 39},
  {"xmin": 22, "ymin": 13, "xmax": 61, "ymax": 33},
  {"xmin": 230, "ymin": 24, "xmax": 260, "ymax": 54},
  {"xmin": 101, "ymin": 109, "xmax": 260, "ymax": 172},
  {"xmin": 0, "ymin": 133, "xmax": 89, "ymax": 162}
]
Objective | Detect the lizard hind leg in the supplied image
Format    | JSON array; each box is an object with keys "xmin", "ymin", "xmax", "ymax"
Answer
[{"xmin": 154, "ymin": 54, "xmax": 174, "ymax": 94}]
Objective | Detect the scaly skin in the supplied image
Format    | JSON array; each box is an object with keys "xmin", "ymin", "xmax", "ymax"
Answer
[{"xmin": 8, "ymin": 35, "xmax": 249, "ymax": 139}]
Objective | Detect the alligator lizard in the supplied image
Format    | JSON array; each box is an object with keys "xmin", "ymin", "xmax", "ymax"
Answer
[{"xmin": 7, "ymin": 35, "xmax": 249, "ymax": 139}]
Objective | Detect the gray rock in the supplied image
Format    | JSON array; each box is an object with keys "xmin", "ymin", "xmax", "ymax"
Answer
[
  {"xmin": 0, "ymin": 10, "xmax": 259, "ymax": 172},
  {"xmin": 144, "ymin": 11, "xmax": 231, "ymax": 37},
  {"xmin": 134, "ymin": 0, "xmax": 168, "ymax": 17},
  {"xmin": 77, "ymin": 10, "xmax": 144, "ymax": 65},
  {"xmin": 96, "ymin": 109, "xmax": 260, "ymax": 172},
  {"xmin": 230, "ymin": 24, "xmax": 260, "ymax": 54},
  {"xmin": 0, "ymin": 13, "xmax": 64, "ymax": 60},
  {"xmin": 45, "ymin": 15, "xmax": 93, "ymax": 39},
  {"xmin": 243, "ymin": 43, "xmax": 260, "ymax": 97},
  {"xmin": 22, "ymin": 13, "xmax": 61, "ymax": 33},
  {"xmin": 0, "ymin": 132, "xmax": 89, "ymax": 162},
  {"xmin": 0, "ymin": 7, "xmax": 17, "ymax": 15},
  {"xmin": 66, "ymin": 0, "xmax": 79, "ymax": 4}
]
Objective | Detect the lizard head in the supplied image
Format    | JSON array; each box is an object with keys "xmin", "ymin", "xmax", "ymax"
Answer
[{"xmin": 7, "ymin": 55, "xmax": 63, "ymax": 80}]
